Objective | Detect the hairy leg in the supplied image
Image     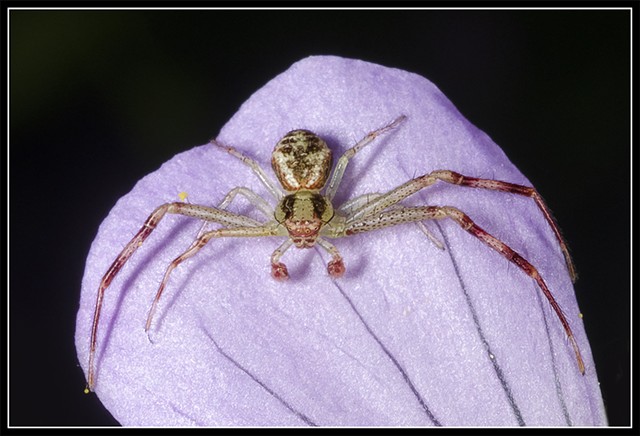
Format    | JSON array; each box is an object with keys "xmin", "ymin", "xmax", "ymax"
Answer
[
  {"xmin": 144, "ymin": 225, "xmax": 280, "ymax": 333},
  {"xmin": 211, "ymin": 139, "xmax": 283, "ymax": 200},
  {"xmin": 86, "ymin": 202, "xmax": 272, "ymax": 391},
  {"xmin": 325, "ymin": 115, "xmax": 407, "ymax": 201},
  {"xmin": 345, "ymin": 170, "xmax": 575, "ymax": 281},
  {"xmin": 345, "ymin": 205, "xmax": 584, "ymax": 375}
]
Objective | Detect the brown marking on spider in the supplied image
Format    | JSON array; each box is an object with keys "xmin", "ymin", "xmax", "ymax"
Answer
[
  {"xmin": 271, "ymin": 129, "xmax": 332, "ymax": 191},
  {"xmin": 85, "ymin": 115, "xmax": 583, "ymax": 392}
]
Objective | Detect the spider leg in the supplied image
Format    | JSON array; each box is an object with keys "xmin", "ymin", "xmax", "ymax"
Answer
[
  {"xmin": 428, "ymin": 170, "xmax": 577, "ymax": 281},
  {"xmin": 211, "ymin": 138, "xmax": 283, "ymax": 200},
  {"xmin": 345, "ymin": 205, "xmax": 585, "ymax": 375},
  {"xmin": 217, "ymin": 186, "xmax": 275, "ymax": 219},
  {"xmin": 145, "ymin": 225, "xmax": 280, "ymax": 333},
  {"xmin": 325, "ymin": 115, "xmax": 407, "ymax": 201},
  {"xmin": 86, "ymin": 202, "xmax": 270, "ymax": 392},
  {"xmin": 193, "ymin": 186, "xmax": 274, "ymax": 240},
  {"xmin": 149, "ymin": 197, "xmax": 272, "ymax": 336},
  {"xmin": 193, "ymin": 186, "xmax": 285, "ymax": 280},
  {"xmin": 338, "ymin": 193, "xmax": 443, "ymax": 250},
  {"xmin": 337, "ymin": 193, "xmax": 383, "ymax": 215},
  {"xmin": 345, "ymin": 170, "xmax": 576, "ymax": 282}
]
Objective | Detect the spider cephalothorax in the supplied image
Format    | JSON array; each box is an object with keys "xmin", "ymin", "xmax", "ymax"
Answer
[
  {"xmin": 85, "ymin": 115, "xmax": 584, "ymax": 393},
  {"xmin": 274, "ymin": 191, "xmax": 334, "ymax": 249}
]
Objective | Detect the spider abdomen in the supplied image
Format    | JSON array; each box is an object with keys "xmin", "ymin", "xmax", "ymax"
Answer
[{"xmin": 271, "ymin": 129, "xmax": 333, "ymax": 191}]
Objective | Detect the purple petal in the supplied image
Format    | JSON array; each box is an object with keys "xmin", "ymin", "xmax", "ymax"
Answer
[{"xmin": 76, "ymin": 55, "xmax": 607, "ymax": 426}]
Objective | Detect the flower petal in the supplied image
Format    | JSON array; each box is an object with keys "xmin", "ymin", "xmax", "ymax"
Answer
[{"xmin": 76, "ymin": 55, "xmax": 607, "ymax": 426}]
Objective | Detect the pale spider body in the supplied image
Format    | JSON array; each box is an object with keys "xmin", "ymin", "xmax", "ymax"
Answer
[
  {"xmin": 85, "ymin": 115, "xmax": 584, "ymax": 393},
  {"xmin": 272, "ymin": 130, "xmax": 337, "ymax": 252}
]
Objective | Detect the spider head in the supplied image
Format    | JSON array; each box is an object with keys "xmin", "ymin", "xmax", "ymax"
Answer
[
  {"xmin": 272, "ymin": 129, "xmax": 333, "ymax": 191},
  {"xmin": 275, "ymin": 191, "xmax": 334, "ymax": 248}
]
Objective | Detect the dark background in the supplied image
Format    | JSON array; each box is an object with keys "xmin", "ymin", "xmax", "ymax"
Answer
[{"xmin": 8, "ymin": 7, "xmax": 631, "ymax": 427}]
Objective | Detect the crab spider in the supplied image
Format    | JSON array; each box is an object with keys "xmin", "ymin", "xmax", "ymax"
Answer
[{"xmin": 85, "ymin": 115, "xmax": 583, "ymax": 392}]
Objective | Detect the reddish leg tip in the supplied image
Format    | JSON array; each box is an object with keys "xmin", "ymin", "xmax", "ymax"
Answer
[
  {"xmin": 271, "ymin": 262, "xmax": 289, "ymax": 281},
  {"xmin": 328, "ymin": 259, "xmax": 346, "ymax": 278}
]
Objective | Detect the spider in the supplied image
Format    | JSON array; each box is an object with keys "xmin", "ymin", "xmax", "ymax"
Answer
[{"xmin": 85, "ymin": 115, "xmax": 584, "ymax": 393}]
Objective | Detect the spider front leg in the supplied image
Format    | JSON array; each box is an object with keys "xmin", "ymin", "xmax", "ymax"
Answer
[
  {"xmin": 344, "ymin": 205, "xmax": 585, "ymax": 375},
  {"xmin": 346, "ymin": 170, "xmax": 576, "ymax": 282},
  {"xmin": 339, "ymin": 193, "xmax": 444, "ymax": 250},
  {"xmin": 86, "ymin": 202, "xmax": 267, "ymax": 392},
  {"xmin": 429, "ymin": 170, "xmax": 577, "ymax": 281}
]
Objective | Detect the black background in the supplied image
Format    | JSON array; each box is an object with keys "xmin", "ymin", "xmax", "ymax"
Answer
[{"xmin": 8, "ymin": 6, "xmax": 631, "ymax": 427}]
